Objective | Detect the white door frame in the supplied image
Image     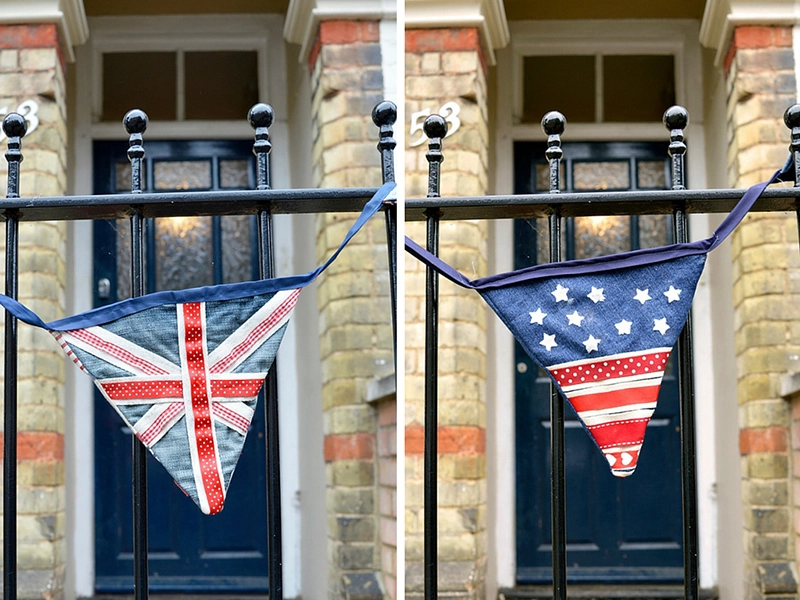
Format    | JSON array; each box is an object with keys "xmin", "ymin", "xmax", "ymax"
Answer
[{"xmin": 489, "ymin": 18, "xmax": 721, "ymax": 592}]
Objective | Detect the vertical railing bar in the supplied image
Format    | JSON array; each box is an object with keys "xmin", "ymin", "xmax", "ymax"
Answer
[
  {"xmin": 542, "ymin": 111, "xmax": 567, "ymax": 600},
  {"xmin": 664, "ymin": 105, "xmax": 699, "ymax": 600},
  {"xmin": 123, "ymin": 109, "xmax": 150, "ymax": 600},
  {"xmin": 422, "ymin": 114, "xmax": 446, "ymax": 600},
  {"xmin": 211, "ymin": 156, "xmax": 223, "ymax": 285},
  {"xmin": 783, "ymin": 106, "xmax": 800, "ymax": 263},
  {"xmin": 248, "ymin": 103, "xmax": 283, "ymax": 600},
  {"xmin": 3, "ymin": 112, "xmax": 26, "ymax": 600},
  {"xmin": 372, "ymin": 101, "xmax": 398, "ymax": 363}
]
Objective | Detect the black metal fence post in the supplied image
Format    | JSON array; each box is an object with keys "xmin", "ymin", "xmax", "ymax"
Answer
[
  {"xmin": 123, "ymin": 108, "xmax": 150, "ymax": 600},
  {"xmin": 3, "ymin": 111, "xmax": 26, "ymax": 600},
  {"xmin": 663, "ymin": 105, "xmax": 699, "ymax": 600},
  {"xmin": 423, "ymin": 114, "xmax": 446, "ymax": 600},
  {"xmin": 248, "ymin": 102, "xmax": 284, "ymax": 600},
  {"xmin": 784, "ymin": 105, "xmax": 800, "ymax": 240},
  {"xmin": 372, "ymin": 101, "xmax": 398, "ymax": 363},
  {"xmin": 542, "ymin": 111, "xmax": 568, "ymax": 600}
]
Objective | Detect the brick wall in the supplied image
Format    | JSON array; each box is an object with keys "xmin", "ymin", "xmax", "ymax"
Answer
[
  {"xmin": 377, "ymin": 397, "xmax": 397, "ymax": 599},
  {"xmin": 0, "ymin": 24, "xmax": 68, "ymax": 600},
  {"xmin": 725, "ymin": 25, "xmax": 800, "ymax": 600},
  {"xmin": 405, "ymin": 27, "xmax": 490, "ymax": 600},
  {"xmin": 309, "ymin": 20, "xmax": 393, "ymax": 600}
]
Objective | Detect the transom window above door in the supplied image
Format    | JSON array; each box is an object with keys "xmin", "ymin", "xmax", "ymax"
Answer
[
  {"xmin": 522, "ymin": 54, "xmax": 675, "ymax": 124},
  {"xmin": 101, "ymin": 51, "xmax": 259, "ymax": 122}
]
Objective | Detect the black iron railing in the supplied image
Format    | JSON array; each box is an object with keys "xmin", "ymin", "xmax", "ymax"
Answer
[
  {"xmin": 406, "ymin": 104, "xmax": 800, "ymax": 600},
  {"xmin": 1, "ymin": 101, "xmax": 397, "ymax": 600}
]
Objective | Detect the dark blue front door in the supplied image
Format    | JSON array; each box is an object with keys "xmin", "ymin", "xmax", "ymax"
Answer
[
  {"xmin": 513, "ymin": 142, "xmax": 684, "ymax": 582},
  {"xmin": 92, "ymin": 140, "xmax": 269, "ymax": 592}
]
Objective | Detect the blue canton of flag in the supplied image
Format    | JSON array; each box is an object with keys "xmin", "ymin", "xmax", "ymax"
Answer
[{"xmin": 480, "ymin": 255, "xmax": 706, "ymax": 476}]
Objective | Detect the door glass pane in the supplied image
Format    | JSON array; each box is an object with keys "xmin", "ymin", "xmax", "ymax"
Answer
[
  {"xmin": 154, "ymin": 160, "xmax": 211, "ymax": 190},
  {"xmin": 222, "ymin": 216, "xmax": 253, "ymax": 283},
  {"xmin": 638, "ymin": 160, "xmax": 668, "ymax": 189},
  {"xmin": 115, "ymin": 219, "xmax": 132, "ymax": 301},
  {"xmin": 639, "ymin": 215, "xmax": 670, "ymax": 249},
  {"xmin": 156, "ymin": 217, "xmax": 213, "ymax": 290},
  {"xmin": 102, "ymin": 52, "xmax": 177, "ymax": 122},
  {"xmin": 220, "ymin": 160, "xmax": 250, "ymax": 188},
  {"xmin": 573, "ymin": 161, "xmax": 629, "ymax": 190},
  {"xmin": 115, "ymin": 162, "xmax": 147, "ymax": 192},
  {"xmin": 535, "ymin": 163, "xmax": 565, "ymax": 192},
  {"xmin": 575, "ymin": 216, "xmax": 630, "ymax": 258}
]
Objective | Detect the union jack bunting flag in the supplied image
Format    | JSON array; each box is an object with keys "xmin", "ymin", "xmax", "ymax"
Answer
[
  {"xmin": 0, "ymin": 182, "xmax": 395, "ymax": 514},
  {"xmin": 406, "ymin": 165, "xmax": 788, "ymax": 477}
]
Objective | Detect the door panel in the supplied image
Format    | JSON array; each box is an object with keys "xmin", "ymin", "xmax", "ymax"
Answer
[
  {"xmin": 92, "ymin": 140, "xmax": 268, "ymax": 592},
  {"xmin": 513, "ymin": 141, "xmax": 683, "ymax": 582}
]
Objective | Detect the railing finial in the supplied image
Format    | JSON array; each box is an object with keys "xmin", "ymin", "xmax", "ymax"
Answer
[
  {"xmin": 248, "ymin": 103, "xmax": 274, "ymax": 191},
  {"xmin": 542, "ymin": 111, "xmax": 566, "ymax": 194},
  {"xmin": 663, "ymin": 105, "xmax": 689, "ymax": 190},
  {"xmin": 424, "ymin": 114, "xmax": 447, "ymax": 199},
  {"xmin": 3, "ymin": 113, "xmax": 27, "ymax": 199},
  {"xmin": 123, "ymin": 109, "xmax": 148, "ymax": 194},
  {"xmin": 372, "ymin": 100, "xmax": 397, "ymax": 184},
  {"xmin": 784, "ymin": 104, "xmax": 800, "ymax": 187}
]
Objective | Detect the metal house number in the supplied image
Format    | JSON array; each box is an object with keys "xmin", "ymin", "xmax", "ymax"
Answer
[
  {"xmin": 0, "ymin": 100, "xmax": 39, "ymax": 141},
  {"xmin": 409, "ymin": 101, "xmax": 461, "ymax": 147}
]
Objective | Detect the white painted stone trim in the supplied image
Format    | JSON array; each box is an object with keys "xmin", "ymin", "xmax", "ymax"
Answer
[
  {"xmin": 284, "ymin": 0, "xmax": 397, "ymax": 62},
  {"xmin": 0, "ymin": 0, "xmax": 89, "ymax": 61},
  {"xmin": 700, "ymin": 0, "xmax": 800, "ymax": 66}
]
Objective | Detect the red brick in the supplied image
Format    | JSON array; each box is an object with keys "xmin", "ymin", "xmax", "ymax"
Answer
[
  {"xmin": 308, "ymin": 34, "xmax": 322, "ymax": 74},
  {"xmin": 0, "ymin": 24, "xmax": 59, "ymax": 49},
  {"xmin": 740, "ymin": 426, "xmax": 789, "ymax": 454},
  {"xmin": 404, "ymin": 425, "xmax": 485, "ymax": 455},
  {"xmin": 320, "ymin": 21, "xmax": 362, "ymax": 45},
  {"xmin": 324, "ymin": 432, "xmax": 374, "ymax": 461},
  {"xmin": 734, "ymin": 26, "xmax": 792, "ymax": 50},
  {"xmin": 0, "ymin": 432, "xmax": 63, "ymax": 461},
  {"xmin": 405, "ymin": 28, "xmax": 480, "ymax": 53}
]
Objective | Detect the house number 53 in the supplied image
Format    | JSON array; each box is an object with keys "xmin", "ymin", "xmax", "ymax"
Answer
[
  {"xmin": 409, "ymin": 101, "xmax": 461, "ymax": 147},
  {"xmin": 0, "ymin": 100, "xmax": 40, "ymax": 141}
]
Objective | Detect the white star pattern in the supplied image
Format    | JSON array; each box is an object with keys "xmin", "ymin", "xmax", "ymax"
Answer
[
  {"xmin": 540, "ymin": 333, "xmax": 558, "ymax": 351},
  {"xmin": 582, "ymin": 335, "xmax": 601, "ymax": 353},
  {"xmin": 615, "ymin": 319, "xmax": 632, "ymax": 335},
  {"xmin": 529, "ymin": 308, "xmax": 547, "ymax": 325},
  {"xmin": 552, "ymin": 284, "xmax": 570, "ymax": 303},
  {"xmin": 653, "ymin": 318, "xmax": 670, "ymax": 335},
  {"xmin": 566, "ymin": 311, "xmax": 585, "ymax": 327},
  {"xmin": 664, "ymin": 286, "xmax": 681, "ymax": 303},
  {"xmin": 633, "ymin": 288, "xmax": 652, "ymax": 304},
  {"xmin": 587, "ymin": 287, "xmax": 606, "ymax": 303}
]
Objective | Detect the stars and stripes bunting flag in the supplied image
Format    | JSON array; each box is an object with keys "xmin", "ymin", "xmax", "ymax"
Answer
[
  {"xmin": 0, "ymin": 181, "xmax": 395, "ymax": 514},
  {"xmin": 406, "ymin": 165, "xmax": 788, "ymax": 477}
]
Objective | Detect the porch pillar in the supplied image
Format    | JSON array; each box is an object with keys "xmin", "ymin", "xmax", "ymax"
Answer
[
  {"xmin": 404, "ymin": 26, "xmax": 492, "ymax": 600},
  {"xmin": 0, "ymin": 22, "xmax": 72, "ymax": 600},
  {"xmin": 304, "ymin": 17, "xmax": 393, "ymax": 600},
  {"xmin": 723, "ymin": 24, "xmax": 799, "ymax": 600}
]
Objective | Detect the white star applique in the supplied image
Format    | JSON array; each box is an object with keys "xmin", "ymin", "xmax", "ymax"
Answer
[
  {"xmin": 615, "ymin": 319, "xmax": 632, "ymax": 335},
  {"xmin": 529, "ymin": 308, "xmax": 547, "ymax": 325},
  {"xmin": 587, "ymin": 287, "xmax": 606, "ymax": 303},
  {"xmin": 582, "ymin": 335, "xmax": 600, "ymax": 353},
  {"xmin": 633, "ymin": 288, "xmax": 652, "ymax": 304},
  {"xmin": 653, "ymin": 318, "xmax": 670, "ymax": 335},
  {"xmin": 540, "ymin": 333, "xmax": 558, "ymax": 351},
  {"xmin": 664, "ymin": 286, "xmax": 682, "ymax": 303},
  {"xmin": 552, "ymin": 284, "xmax": 570, "ymax": 303},
  {"xmin": 566, "ymin": 310, "xmax": 585, "ymax": 327}
]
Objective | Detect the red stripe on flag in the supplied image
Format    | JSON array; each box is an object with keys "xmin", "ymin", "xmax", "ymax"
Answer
[
  {"xmin": 70, "ymin": 328, "xmax": 171, "ymax": 375},
  {"xmin": 549, "ymin": 350, "xmax": 670, "ymax": 386},
  {"xmin": 101, "ymin": 379, "xmax": 183, "ymax": 400},
  {"xmin": 210, "ymin": 378, "xmax": 264, "ymax": 398},
  {"xmin": 587, "ymin": 418, "xmax": 650, "ymax": 449},
  {"xmin": 140, "ymin": 402, "xmax": 184, "ymax": 445},
  {"xmin": 212, "ymin": 403, "xmax": 251, "ymax": 434},
  {"xmin": 183, "ymin": 303, "xmax": 226, "ymax": 515},
  {"xmin": 564, "ymin": 384, "xmax": 661, "ymax": 414}
]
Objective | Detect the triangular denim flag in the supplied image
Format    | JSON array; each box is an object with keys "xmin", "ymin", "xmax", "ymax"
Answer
[
  {"xmin": 0, "ymin": 182, "xmax": 395, "ymax": 514},
  {"xmin": 406, "ymin": 166, "xmax": 788, "ymax": 477}
]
